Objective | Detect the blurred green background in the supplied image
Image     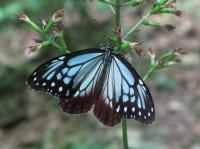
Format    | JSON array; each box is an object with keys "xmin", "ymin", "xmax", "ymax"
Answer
[{"xmin": 0, "ymin": 0, "xmax": 200, "ymax": 149}]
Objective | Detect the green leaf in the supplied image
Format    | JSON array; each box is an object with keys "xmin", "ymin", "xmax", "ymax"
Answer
[
  {"xmin": 157, "ymin": 0, "xmax": 168, "ymax": 5},
  {"xmin": 131, "ymin": 0, "xmax": 141, "ymax": 7},
  {"xmin": 143, "ymin": 21, "xmax": 161, "ymax": 27},
  {"xmin": 151, "ymin": 4, "xmax": 163, "ymax": 14}
]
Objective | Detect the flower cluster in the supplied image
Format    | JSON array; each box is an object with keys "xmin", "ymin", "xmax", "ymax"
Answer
[{"xmin": 18, "ymin": 10, "xmax": 67, "ymax": 53}]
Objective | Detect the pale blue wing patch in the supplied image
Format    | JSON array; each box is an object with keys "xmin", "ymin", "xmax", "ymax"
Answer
[
  {"xmin": 68, "ymin": 53, "xmax": 102, "ymax": 66},
  {"xmin": 72, "ymin": 57, "xmax": 103, "ymax": 98}
]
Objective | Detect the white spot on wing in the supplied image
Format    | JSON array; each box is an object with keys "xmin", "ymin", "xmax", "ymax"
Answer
[
  {"xmin": 105, "ymin": 97, "xmax": 109, "ymax": 105},
  {"xmin": 116, "ymin": 105, "xmax": 120, "ymax": 112},
  {"xmin": 59, "ymin": 87, "xmax": 63, "ymax": 92},
  {"xmin": 124, "ymin": 107, "xmax": 127, "ymax": 112},
  {"xmin": 51, "ymin": 82, "xmax": 55, "ymax": 87},
  {"xmin": 59, "ymin": 56, "xmax": 65, "ymax": 60},
  {"xmin": 151, "ymin": 107, "xmax": 154, "ymax": 112},
  {"xmin": 142, "ymin": 86, "xmax": 146, "ymax": 91},
  {"xmin": 139, "ymin": 111, "xmax": 141, "ymax": 116},
  {"xmin": 139, "ymin": 79, "xmax": 143, "ymax": 85},
  {"xmin": 109, "ymin": 101, "xmax": 113, "ymax": 108},
  {"xmin": 74, "ymin": 91, "xmax": 79, "ymax": 97},
  {"xmin": 132, "ymin": 107, "xmax": 135, "ymax": 112}
]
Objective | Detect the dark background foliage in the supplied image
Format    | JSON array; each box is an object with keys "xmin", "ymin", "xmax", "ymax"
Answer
[{"xmin": 0, "ymin": 0, "xmax": 200, "ymax": 148}]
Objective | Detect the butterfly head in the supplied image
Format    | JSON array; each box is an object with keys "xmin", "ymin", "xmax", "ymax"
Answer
[{"xmin": 106, "ymin": 44, "xmax": 114, "ymax": 51}]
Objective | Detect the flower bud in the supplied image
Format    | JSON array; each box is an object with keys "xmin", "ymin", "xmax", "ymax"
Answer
[
  {"xmin": 164, "ymin": 24, "xmax": 175, "ymax": 31},
  {"xmin": 175, "ymin": 48, "xmax": 187, "ymax": 55},
  {"xmin": 172, "ymin": 10, "xmax": 183, "ymax": 17},
  {"xmin": 143, "ymin": 21, "xmax": 160, "ymax": 27},
  {"xmin": 27, "ymin": 44, "xmax": 42, "ymax": 54},
  {"xmin": 18, "ymin": 13, "xmax": 30, "ymax": 22}
]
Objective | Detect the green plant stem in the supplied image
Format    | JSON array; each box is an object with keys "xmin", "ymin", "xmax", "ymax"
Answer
[
  {"xmin": 44, "ymin": 21, "xmax": 54, "ymax": 34},
  {"xmin": 115, "ymin": 0, "xmax": 121, "ymax": 49},
  {"xmin": 114, "ymin": 0, "xmax": 128, "ymax": 148},
  {"xmin": 27, "ymin": 20, "xmax": 43, "ymax": 33},
  {"xmin": 59, "ymin": 31, "xmax": 68, "ymax": 50},
  {"xmin": 109, "ymin": 5, "xmax": 115, "ymax": 14},
  {"xmin": 123, "ymin": 12, "xmax": 151, "ymax": 40},
  {"xmin": 122, "ymin": 118, "xmax": 128, "ymax": 149},
  {"xmin": 49, "ymin": 39, "xmax": 67, "ymax": 53},
  {"xmin": 143, "ymin": 62, "xmax": 158, "ymax": 81},
  {"xmin": 106, "ymin": 0, "xmax": 115, "ymax": 14}
]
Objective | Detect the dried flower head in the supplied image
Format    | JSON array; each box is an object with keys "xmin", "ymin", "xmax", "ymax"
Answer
[
  {"xmin": 175, "ymin": 48, "xmax": 187, "ymax": 55},
  {"xmin": 167, "ymin": 58, "xmax": 181, "ymax": 66},
  {"xmin": 40, "ymin": 19, "xmax": 47, "ymax": 30},
  {"xmin": 147, "ymin": 47, "xmax": 155, "ymax": 56},
  {"xmin": 172, "ymin": 10, "xmax": 183, "ymax": 17},
  {"xmin": 129, "ymin": 42, "xmax": 145, "ymax": 56},
  {"xmin": 164, "ymin": 24, "xmax": 176, "ymax": 31},
  {"xmin": 27, "ymin": 44, "xmax": 42, "ymax": 54},
  {"xmin": 52, "ymin": 9, "xmax": 65, "ymax": 23},
  {"xmin": 113, "ymin": 25, "xmax": 121, "ymax": 38}
]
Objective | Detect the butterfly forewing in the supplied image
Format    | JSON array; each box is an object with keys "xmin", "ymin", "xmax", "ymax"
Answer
[{"xmin": 27, "ymin": 49, "xmax": 104, "ymax": 98}]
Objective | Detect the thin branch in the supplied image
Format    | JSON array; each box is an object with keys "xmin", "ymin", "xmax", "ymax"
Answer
[
  {"xmin": 109, "ymin": 4, "xmax": 115, "ymax": 15},
  {"xmin": 122, "ymin": 12, "xmax": 151, "ymax": 40},
  {"xmin": 114, "ymin": 0, "xmax": 128, "ymax": 148}
]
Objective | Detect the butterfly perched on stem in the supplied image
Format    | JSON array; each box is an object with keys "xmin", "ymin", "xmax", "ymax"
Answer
[{"xmin": 27, "ymin": 44, "xmax": 155, "ymax": 126}]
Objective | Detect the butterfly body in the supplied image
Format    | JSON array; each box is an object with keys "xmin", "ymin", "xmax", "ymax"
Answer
[{"xmin": 27, "ymin": 44, "xmax": 155, "ymax": 126}]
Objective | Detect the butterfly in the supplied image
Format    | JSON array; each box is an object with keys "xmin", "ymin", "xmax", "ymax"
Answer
[{"xmin": 27, "ymin": 44, "xmax": 155, "ymax": 126}]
